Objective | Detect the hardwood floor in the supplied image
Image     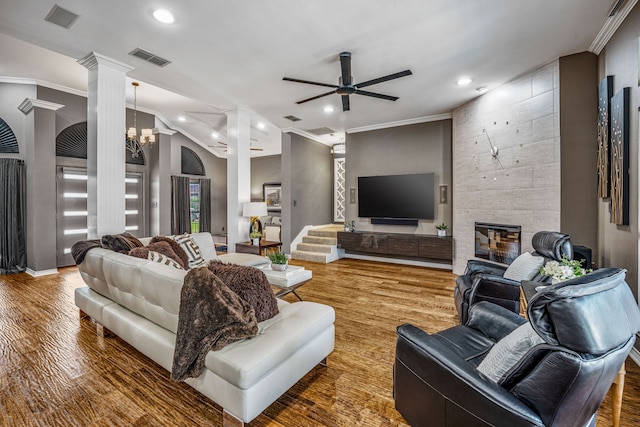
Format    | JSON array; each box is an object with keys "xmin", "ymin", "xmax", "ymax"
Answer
[{"xmin": 0, "ymin": 258, "xmax": 639, "ymax": 426}]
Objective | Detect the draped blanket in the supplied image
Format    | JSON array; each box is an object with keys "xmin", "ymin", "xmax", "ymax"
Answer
[{"xmin": 171, "ymin": 267, "xmax": 258, "ymax": 382}]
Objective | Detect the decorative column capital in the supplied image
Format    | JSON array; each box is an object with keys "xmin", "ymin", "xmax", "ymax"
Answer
[
  {"xmin": 77, "ymin": 52, "xmax": 134, "ymax": 73},
  {"xmin": 18, "ymin": 98, "xmax": 65, "ymax": 115}
]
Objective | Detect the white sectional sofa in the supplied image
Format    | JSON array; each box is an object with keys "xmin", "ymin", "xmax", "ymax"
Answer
[{"xmin": 75, "ymin": 232, "xmax": 335, "ymax": 426}]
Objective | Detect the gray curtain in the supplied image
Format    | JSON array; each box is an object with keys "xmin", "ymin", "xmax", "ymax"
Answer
[
  {"xmin": 0, "ymin": 159, "xmax": 26, "ymax": 274},
  {"xmin": 171, "ymin": 175, "xmax": 191, "ymax": 235},
  {"xmin": 199, "ymin": 178, "xmax": 211, "ymax": 233}
]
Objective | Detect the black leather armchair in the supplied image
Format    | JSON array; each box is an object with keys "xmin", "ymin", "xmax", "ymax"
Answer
[
  {"xmin": 394, "ymin": 268, "xmax": 640, "ymax": 427},
  {"xmin": 454, "ymin": 231, "xmax": 573, "ymax": 324}
]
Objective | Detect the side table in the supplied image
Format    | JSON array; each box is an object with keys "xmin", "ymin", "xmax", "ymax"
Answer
[{"xmin": 235, "ymin": 240, "xmax": 282, "ymax": 256}]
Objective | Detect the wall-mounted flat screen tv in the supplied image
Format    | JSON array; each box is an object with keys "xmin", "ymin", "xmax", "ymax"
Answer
[{"xmin": 358, "ymin": 173, "xmax": 434, "ymax": 220}]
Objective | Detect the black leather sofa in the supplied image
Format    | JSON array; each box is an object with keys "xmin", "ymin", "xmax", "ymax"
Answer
[
  {"xmin": 454, "ymin": 231, "xmax": 573, "ymax": 324},
  {"xmin": 394, "ymin": 268, "xmax": 640, "ymax": 427}
]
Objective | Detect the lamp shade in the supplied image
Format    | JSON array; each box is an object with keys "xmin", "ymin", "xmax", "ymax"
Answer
[{"xmin": 243, "ymin": 202, "xmax": 268, "ymax": 217}]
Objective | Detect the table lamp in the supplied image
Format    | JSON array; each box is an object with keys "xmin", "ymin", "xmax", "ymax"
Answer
[{"xmin": 243, "ymin": 202, "xmax": 268, "ymax": 236}]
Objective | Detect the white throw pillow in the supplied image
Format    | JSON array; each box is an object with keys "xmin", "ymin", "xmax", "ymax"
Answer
[
  {"xmin": 477, "ymin": 322, "xmax": 544, "ymax": 383},
  {"xmin": 503, "ymin": 252, "xmax": 544, "ymax": 281},
  {"xmin": 147, "ymin": 250, "xmax": 184, "ymax": 270},
  {"xmin": 172, "ymin": 233, "xmax": 207, "ymax": 269}
]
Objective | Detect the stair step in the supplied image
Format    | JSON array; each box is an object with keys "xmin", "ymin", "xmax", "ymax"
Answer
[
  {"xmin": 302, "ymin": 236, "xmax": 337, "ymax": 245},
  {"xmin": 308, "ymin": 229, "xmax": 338, "ymax": 238},
  {"xmin": 291, "ymin": 250, "xmax": 328, "ymax": 263},
  {"xmin": 297, "ymin": 243, "xmax": 332, "ymax": 253}
]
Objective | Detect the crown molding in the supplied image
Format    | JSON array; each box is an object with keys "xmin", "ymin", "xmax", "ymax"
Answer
[
  {"xmin": 77, "ymin": 52, "xmax": 134, "ymax": 73},
  {"xmin": 18, "ymin": 98, "xmax": 65, "ymax": 114},
  {"xmin": 0, "ymin": 76, "xmax": 87, "ymax": 97},
  {"xmin": 281, "ymin": 127, "xmax": 327, "ymax": 144},
  {"xmin": 346, "ymin": 113, "xmax": 453, "ymax": 134},
  {"xmin": 589, "ymin": 0, "xmax": 638, "ymax": 54}
]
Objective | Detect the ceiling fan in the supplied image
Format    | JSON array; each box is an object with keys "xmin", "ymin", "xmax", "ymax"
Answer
[{"xmin": 283, "ymin": 51, "xmax": 412, "ymax": 112}]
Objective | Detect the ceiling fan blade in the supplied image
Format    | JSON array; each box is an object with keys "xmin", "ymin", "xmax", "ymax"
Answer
[
  {"xmin": 283, "ymin": 77, "xmax": 338, "ymax": 89},
  {"xmin": 296, "ymin": 90, "xmax": 336, "ymax": 104},
  {"xmin": 342, "ymin": 95, "xmax": 350, "ymax": 112},
  {"xmin": 356, "ymin": 69, "xmax": 412, "ymax": 89},
  {"xmin": 339, "ymin": 52, "xmax": 352, "ymax": 86},
  {"xmin": 250, "ymin": 147, "xmax": 264, "ymax": 151},
  {"xmin": 354, "ymin": 89, "xmax": 399, "ymax": 101}
]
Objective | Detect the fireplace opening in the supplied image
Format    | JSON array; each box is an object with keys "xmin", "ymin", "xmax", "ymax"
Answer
[{"xmin": 474, "ymin": 222, "xmax": 521, "ymax": 264}]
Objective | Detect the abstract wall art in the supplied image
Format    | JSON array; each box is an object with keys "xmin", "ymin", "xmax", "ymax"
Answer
[
  {"xmin": 610, "ymin": 87, "xmax": 629, "ymax": 225},
  {"xmin": 597, "ymin": 76, "xmax": 613, "ymax": 198}
]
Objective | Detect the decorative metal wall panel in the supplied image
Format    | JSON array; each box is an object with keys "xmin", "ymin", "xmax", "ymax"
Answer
[
  {"xmin": 334, "ymin": 157, "xmax": 345, "ymax": 222},
  {"xmin": 597, "ymin": 76, "xmax": 613, "ymax": 198},
  {"xmin": 610, "ymin": 87, "xmax": 629, "ymax": 225}
]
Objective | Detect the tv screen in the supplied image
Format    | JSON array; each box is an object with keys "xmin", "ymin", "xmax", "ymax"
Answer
[{"xmin": 358, "ymin": 173, "xmax": 434, "ymax": 220}]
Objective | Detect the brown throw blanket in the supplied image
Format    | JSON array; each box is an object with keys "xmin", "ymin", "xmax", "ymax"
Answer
[
  {"xmin": 171, "ymin": 267, "xmax": 258, "ymax": 382},
  {"xmin": 71, "ymin": 239, "xmax": 101, "ymax": 265}
]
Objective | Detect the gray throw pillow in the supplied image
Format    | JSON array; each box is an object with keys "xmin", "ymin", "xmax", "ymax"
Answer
[
  {"xmin": 477, "ymin": 322, "xmax": 544, "ymax": 383},
  {"xmin": 503, "ymin": 252, "xmax": 544, "ymax": 281}
]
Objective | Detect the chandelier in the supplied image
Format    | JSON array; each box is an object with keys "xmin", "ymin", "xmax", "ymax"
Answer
[{"xmin": 126, "ymin": 81, "xmax": 155, "ymax": 158}]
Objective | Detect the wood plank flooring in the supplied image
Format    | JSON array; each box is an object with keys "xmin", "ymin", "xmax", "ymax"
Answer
[{"xmin": 0, "ymin": 258, "xmax": 639, "ymax": 426}]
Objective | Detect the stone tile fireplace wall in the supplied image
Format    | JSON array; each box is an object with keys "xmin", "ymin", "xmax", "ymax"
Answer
[{"xmin": 452, "ymin": 61, "xmax": 561, "ymax": 275}]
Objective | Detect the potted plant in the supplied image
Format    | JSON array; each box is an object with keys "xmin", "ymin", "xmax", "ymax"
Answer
[
  {"xmin": 249, "ymin": 231, "xmax": 262, "ymax": 245},
  {"xmin": 436, "ymin": 222, "xmax": 448, "ymax": 237},
  {"xmin": 267, "ymin": 251, "xmax": 288, "ymax": 271}
]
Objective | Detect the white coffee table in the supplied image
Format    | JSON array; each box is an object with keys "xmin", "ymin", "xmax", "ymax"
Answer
[{"xmin": 256, "ymin": 264, "xmax": 312, "ymax": 301}]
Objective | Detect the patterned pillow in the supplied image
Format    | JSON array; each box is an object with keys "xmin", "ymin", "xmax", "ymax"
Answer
[
  {"xmin": 173, "ymin": 233, "xmax": 206, "ymax": 269},
  {"xmin": 477, "ymin": 322, "xmax": 544, "ymax": 383},
  {"xmin": 147, "ymin": 251, "xmax": 184, "ymax": 270},
  {"xmin": 503, "ymin": 252, "xmax": 544, "ymax": 281},
  {"xmin": 149, "ymin": 236, "xmax": 189, "ymax": 269},
  {"xmin": 129, "ymin": 241, "xmax": 187, "ymax": 270}
]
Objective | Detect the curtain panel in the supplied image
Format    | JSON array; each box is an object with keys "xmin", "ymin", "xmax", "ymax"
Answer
[
  {"xmin": 0, "ymin": 159, "xmax": 26, "ymax": 274},
  {"xmin": 171, "ymin": 175, "xmax": 191, "ymax": 235},
  {"xmin": 198, "ymin": 178, "xmax": 211, "ymax": 233}
]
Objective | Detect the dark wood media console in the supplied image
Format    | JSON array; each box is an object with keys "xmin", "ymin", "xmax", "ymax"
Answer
[{"xmin": 337, "ymin": 231, "xmax": 453, "ymax": 263}]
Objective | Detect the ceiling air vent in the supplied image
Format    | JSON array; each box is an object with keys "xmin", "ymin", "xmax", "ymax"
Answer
[
  {"xmin": 44, "ymin": 4, "xmax": 80, "ymax": 29},
  {"xmin": 284, "ymin": 115, "xmax": 301, "ymax": 122},
  {"xmin": 128, "ymin": 48, "xmax": 172, "ymax": 67},
  {"xmin": 307, "ymin": 127, "xmax": 335, "ymax": 135}
]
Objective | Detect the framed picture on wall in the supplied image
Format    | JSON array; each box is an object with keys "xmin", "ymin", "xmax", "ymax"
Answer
[{"xmin": 263, "ymin": 183, "xmax": 282, "ymax": 211}]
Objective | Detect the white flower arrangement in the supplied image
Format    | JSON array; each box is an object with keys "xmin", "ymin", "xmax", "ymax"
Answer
[{"xmin": 540, "ymin": 256, "xmax": 591, "ymax": 284}]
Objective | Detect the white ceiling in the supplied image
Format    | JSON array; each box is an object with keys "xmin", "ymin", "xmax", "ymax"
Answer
[{"xmin": 0, "ymin": 0, "xmax": 619, "ymax": 157}]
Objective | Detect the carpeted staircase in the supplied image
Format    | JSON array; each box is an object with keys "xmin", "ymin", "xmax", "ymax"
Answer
[{"xmin": 290, "ymin": 225, "xmax": 344, "ymax": 263}]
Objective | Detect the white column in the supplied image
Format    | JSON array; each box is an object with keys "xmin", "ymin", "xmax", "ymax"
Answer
[
  {"xmin": 225, "ymin": 108, "xmax": 252, "ymax": 252},
  {"xmin": 78, "ymin": 52, "xmax": 133, "ymax": 238}
]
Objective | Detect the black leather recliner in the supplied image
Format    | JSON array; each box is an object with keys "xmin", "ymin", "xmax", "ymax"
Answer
[
  {"xmin": 454, "ymin": 231, "xmax": 573, "ymax": 324},
  {"xmin": 394, "ymin": 268, "xmax": 640, "ymax": 427}
]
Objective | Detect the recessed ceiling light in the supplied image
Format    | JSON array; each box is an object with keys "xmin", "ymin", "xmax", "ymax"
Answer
[
  {"xmin": 153, "ymin": 9, "xmax": 175, "ymax": 24},
  {"xmin": 178, "ymin": 116, "xmax": 186, "ymax": 122},
  {"xmin": 211, "ymin": 131, "xmax": 219, "ymax": 138},
  {"xmin": 457, "ymin": 77, "xmax": 472, "ymax": 86},
  {"xmin": 323, "ymin": 105, "xmax": 335, "ymax": 113},
  {"xmin": 257, "ymin": 122, "xmax": 266, "ymax": 130}
]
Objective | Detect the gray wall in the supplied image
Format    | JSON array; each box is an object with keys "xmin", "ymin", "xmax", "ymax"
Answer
[
  {"xmin": 559, "ymin": 52, "xmax": 598, "ymax": 257},
  {"xmin": 345, "ymin": 120, "xmax": 452, "ymax": 235},
  {"xmin": 251, "ymin": 154, "xmax": 281, "ymax": 202},
  {"xmin": 281, "ymin": 132, "xmax": 332, "ymax": 251},
  {"xmin": 598, "ymin": 3, "xmax": 640, "ymax": 300}
]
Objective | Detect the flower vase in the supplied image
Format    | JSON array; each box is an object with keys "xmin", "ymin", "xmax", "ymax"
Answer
[{"xmin": 252, "ymin": 238, "xmax": 260, "ymax": 246}]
